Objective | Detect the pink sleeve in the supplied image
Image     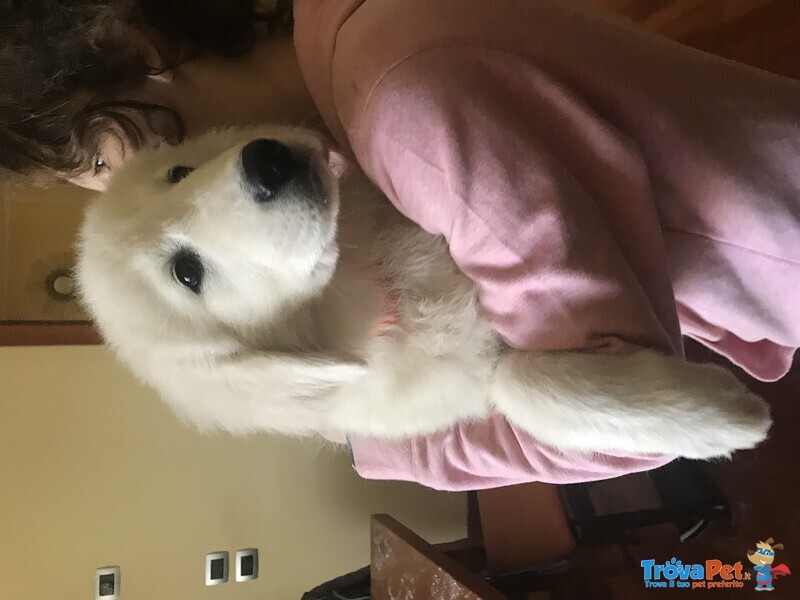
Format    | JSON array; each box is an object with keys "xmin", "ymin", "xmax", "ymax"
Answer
[
  {"xmin": 346, "ymin": 48, "xmax": 680, "ymax": 490},
  {"xmin": 349, "ymin": 416, "xmax": 671, "ymax": 491}
]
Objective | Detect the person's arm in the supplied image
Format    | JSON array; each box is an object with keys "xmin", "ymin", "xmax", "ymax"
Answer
[
  {"xmin": 347, "ymin": 418, "xmax": 671, "ymax": 492},
  {"xmin": 345, "ymin": 47, "xmax": 681, "ymax": 490}
]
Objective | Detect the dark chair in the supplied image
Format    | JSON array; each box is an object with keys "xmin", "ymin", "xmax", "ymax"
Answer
[{"xmin": 559, "ymin": 459, "xmax": 730, "ymax": 546}]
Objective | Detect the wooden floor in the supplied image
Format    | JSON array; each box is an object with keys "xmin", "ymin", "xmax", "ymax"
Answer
[{"xmin": 590, "ymin": 0, "xmax": 800, "ymax": 79}]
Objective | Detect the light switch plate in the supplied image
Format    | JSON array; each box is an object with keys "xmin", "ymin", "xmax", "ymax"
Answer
[
  {"xmin": 205, "ymin": 551, "xmax": 229, "ymax": 586},
  {"xmin": 235, "ymin": 548, "xmax": 259, "ymax": 582},
  {"xmin": 95, "ymin": 566, "xmax": 120, "ymax": 600}
]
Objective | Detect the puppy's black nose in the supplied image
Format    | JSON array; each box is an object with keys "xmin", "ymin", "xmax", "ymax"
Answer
[{"xmin": 241, "ymin": 138, "xmax": 298, "ymax": 201}]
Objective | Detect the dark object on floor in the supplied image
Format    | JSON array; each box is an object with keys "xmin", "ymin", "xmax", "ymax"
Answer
[
  {"xmin": 649, "ymin": 459, "xmax": 730, "ymax": 541},
  {"xmin": 300, "ymin": 566, "xmax": 370, "ymax": 600},
  {"xmin": 560, "ymin": 459, "xmax": 730, "ymax": 545}
]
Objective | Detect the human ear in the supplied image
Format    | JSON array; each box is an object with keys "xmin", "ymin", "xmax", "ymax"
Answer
[{"xmin": 100, "ymin": 20, "xmax": 177, "ymax": 82}]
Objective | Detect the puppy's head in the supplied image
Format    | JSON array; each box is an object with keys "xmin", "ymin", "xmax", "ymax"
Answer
[{"xmin": 77, "ymin": 127, "xmax": 362, "ymax": 434}]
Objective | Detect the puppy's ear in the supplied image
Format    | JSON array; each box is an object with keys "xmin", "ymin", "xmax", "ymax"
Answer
[
  {"xmin": 766, "ymin": 537, "xmax": 775, "ymax": 545},
  {"xmin": 772, "ymin": 543, "xmax": 784, "ymax": 550}
]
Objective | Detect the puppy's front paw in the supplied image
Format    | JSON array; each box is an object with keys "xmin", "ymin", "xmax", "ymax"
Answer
[
  {"xmin": 491, "ymin": 349, "xmax": 772, "ymax": 459},
  {"xmin": 677, "ymin": 369, "xmax": 771, "ymax": 458}
]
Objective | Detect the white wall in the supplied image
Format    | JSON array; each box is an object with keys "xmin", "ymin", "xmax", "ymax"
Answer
[{"xmin": 0, "ymin": 346, "xmax": 466, "ymax": 599}]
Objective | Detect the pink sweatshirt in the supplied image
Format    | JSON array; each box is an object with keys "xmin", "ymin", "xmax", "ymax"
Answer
[{"xmin": 293, "ymin": 0, "xmax": 800, "ymax": 491}]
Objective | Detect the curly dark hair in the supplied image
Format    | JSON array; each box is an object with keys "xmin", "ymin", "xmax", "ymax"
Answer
[{"xmin": 0, "ymin": 0, "xmax": 293, "ymax": 179}]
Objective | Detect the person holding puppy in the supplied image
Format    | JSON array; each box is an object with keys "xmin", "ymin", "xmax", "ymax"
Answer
[{"xmin": 2, "ymin": 0, "xmax": 798, "ymax": 490}]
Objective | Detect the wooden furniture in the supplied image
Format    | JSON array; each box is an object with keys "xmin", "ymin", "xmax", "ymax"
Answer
[
  {"xmin": 475, "ymin": 461, "xmax": 731, "ymax": 571},
  {"xmin": 477, "ymin": 484, "xmax": 576, "ymax": 570},
  {"xmin": 589, "ymin": 0, "xmax": 800, "ymax": 79},
  {"xmin": 369, "ymin": 466, "xmax": 733, "ymax": 599},
  {"xmin": 368, "ymin": 513, "xmax": 635, "ymax": 599},
  {"xmin": 371, "ymin": 514, "xmax": 517, "ymax": 600}
]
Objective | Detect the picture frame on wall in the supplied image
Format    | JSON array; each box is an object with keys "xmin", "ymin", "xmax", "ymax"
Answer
[{"xmin": 0, "ymin": 181, "xmax": 101, "ymax": 346}]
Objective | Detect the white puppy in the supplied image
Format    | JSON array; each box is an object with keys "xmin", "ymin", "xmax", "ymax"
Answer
[{"xmin": 77, "ymin": 127, "xmax": 770, "ymax": 459}]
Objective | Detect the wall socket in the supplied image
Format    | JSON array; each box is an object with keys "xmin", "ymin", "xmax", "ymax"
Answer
[
  {"xmin": 205, "ymin": 552, "xmax": 229, "ymax": 586},
  {"xmin": 95, "ymin": 566, "xmax": 120, "ymax": 600},
  {"xmin": 235, "ymin": 549, "xmax": 259, "ymax": 582}
]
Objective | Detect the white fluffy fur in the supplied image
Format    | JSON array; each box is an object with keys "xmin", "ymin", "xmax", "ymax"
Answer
[{"xmin": 77, "ymin": 126, "xmax": 771, "ymax": 458}]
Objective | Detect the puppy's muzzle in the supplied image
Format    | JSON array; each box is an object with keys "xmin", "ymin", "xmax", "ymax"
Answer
[{"xmin": 241, "ymin": 138, "xmax": 308, "ymax": 203}]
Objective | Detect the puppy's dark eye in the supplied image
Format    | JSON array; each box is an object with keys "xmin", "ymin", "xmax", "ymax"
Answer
[
  {"xmin": 166, "ymin": 166, "xmax": 194, "ymax": 184},
  {"xmin": 172, "ymin": 252, "xmax": 203, "ymax": 293}
]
